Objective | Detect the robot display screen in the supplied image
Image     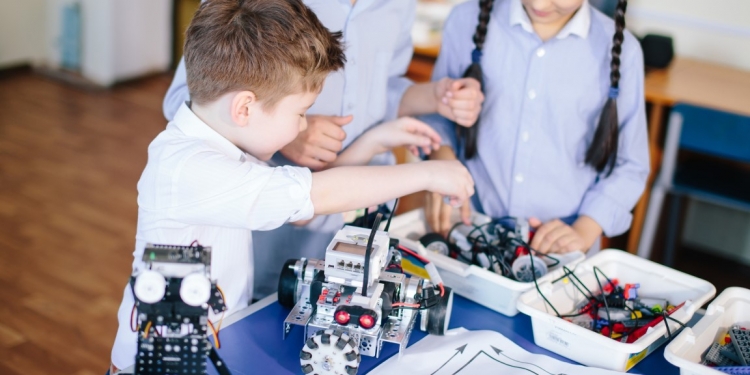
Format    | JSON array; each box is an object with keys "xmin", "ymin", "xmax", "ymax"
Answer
[{"xmin": 333, "ymin": 242, "xmax": 368, "ymax": 255}]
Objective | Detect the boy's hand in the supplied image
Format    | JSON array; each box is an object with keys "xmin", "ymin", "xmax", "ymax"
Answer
[
  {"xmin": 528, "ymin": 216, "xmax": 602, "ymax": 254},
  {"xmin": 425, "ymin": 191, "xmax": 471, "ymax": 237},
  {"xmin": 434, "ymin": 77, "xmax": 484, "ymax": 127},
  {"xmin": 368, "ymin": 117, "xmax": 442, "ymax": 157},
  {"xmin": 280, "ymin": 114, "xmax": 352, "ymax": 170},
  {"xmin": 424, "ymin": 145, "xmax": 470, "ymax": 236},
  {"xmin": 423, "ymin": 160, "xmax": 474, "ymax": 227}
]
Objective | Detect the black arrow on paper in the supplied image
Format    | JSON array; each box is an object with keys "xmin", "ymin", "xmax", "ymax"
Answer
[
  {"xmin": 430, "ymin": 344, "xmax": 468, "ymax": 375},
  {"xmin": 451, "ymin": 349, "xmax": 539, "ymax": 375},
  {"xmin": 490, "ymin": 346, "xmax": 561, "ymax": 375}
]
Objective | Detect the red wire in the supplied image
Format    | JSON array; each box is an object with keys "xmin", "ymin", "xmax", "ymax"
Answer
[
  {"xmin": 190, "ymin": 240, "xmax": 199, "ymax": 246},
  {"xmin": 387, "ymin": 264, "xmax": 404, "ymax": 273},
  {"xmin": 397, "ymin": 245, "xmax": 430, "ymax": 264},
  {"xmin": 438, "ymin": 283, "xmax": 445, "ymax": 297},
  {"xmin": 392, "ymin": 302, "xmax": 421, "ymax": 308}
]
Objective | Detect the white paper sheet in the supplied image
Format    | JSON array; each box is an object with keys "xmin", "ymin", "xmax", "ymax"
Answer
[{"xmin": 370, "ymin": 328, "xmax": 627, "ymax": 375}]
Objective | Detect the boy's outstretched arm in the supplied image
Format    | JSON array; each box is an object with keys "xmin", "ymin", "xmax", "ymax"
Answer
[
  {"xmin": 310, "ymin": 160, "xmax": 474, "ymax": 219},
  {"xmin": 329, "ymin": 117, "xmax": 441, "ymax": 168}
]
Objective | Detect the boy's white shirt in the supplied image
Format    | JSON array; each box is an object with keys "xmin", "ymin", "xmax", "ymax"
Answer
[{"xmin": 111, "ymin": 102, "xmax": 314, "ymax": 368}]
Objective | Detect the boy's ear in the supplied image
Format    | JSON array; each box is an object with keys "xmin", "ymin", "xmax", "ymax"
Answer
[{"xmin": 230, "ymin": 91, "xmax": 258, "ymax": 127}]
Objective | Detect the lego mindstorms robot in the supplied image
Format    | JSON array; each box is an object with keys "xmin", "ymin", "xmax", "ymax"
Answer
[
  {"xmin": 278, "ymin": 213, "xmax": 454, "ymax": 375},
  {"xmin": 130, "ymin": 243, "xmax": 230, "ymax": 375}
]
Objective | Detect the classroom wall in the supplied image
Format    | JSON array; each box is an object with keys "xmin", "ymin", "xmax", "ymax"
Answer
[
  {"xmin": 0, "ymin": 0, "xmax": 47, "ymax": 69},
  {"xmin": 627, "ymin": 0, "xmax": 750, "ymax": 71}
]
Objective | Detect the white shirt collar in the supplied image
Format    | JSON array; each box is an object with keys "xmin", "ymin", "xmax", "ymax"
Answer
[
  {"xmin": 509, "ymin": 0, "xmax": 591, "ymax": 39},
  {"xmin": 172, "ymin": 102, "xmax": 246, "ymax": 162}
]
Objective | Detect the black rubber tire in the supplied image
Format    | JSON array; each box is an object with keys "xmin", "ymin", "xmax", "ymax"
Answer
[
  {"xmin": 278, "ymin": 259, "xmax": 299, "ymax": 309},
  {"xmin": 426, "ymin": 286, "xmax": 453, "ymax": 335},
  {"xmin": 419, "ymin": 233, "xmax": 450, "ymax": 256}
]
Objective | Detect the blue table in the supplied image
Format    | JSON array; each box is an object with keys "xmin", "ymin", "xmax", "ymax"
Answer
[{"xmin": 209, "ymin": 294, "xmax": 679, "ymax": 374}]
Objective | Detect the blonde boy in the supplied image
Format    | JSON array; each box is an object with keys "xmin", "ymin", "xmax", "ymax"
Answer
[{"xmin": 110, "ymin": 0, "xmax": 473, "ymax": 371}]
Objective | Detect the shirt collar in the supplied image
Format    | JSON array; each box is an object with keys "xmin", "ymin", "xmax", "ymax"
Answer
[
  {"xmin": 509, "ymin": 0, "xmax": 591, "ymax": 39},
  {"xmin": 172, "ymin": 102, "xmax": 246, "ymax": 162}
]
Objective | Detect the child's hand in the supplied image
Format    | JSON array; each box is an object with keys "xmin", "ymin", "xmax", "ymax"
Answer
[
  {"xmin": 434, "ymin": 77, "xmax": 484, "ymax": 127},
  {"xmin": 368, "ymin": 117, "xmax": 442, "ymax": 156},
  {"xmin": 528, "ymin": 216, "xmax": 602, "ymax": 254},
  {"xmin": 280, "ymin": 114, "xmax": 352, "ymax": 170},
  {"xmin": 425, "ymin": 191, "xmax": 471, "ymax": 237},
  {"xmin": 423, "ymin": 160, "xmax": 475, "ymax": 222},
  {"xmin": 422, "ymin": 145, "xmax": 470, "ymax": 236}
]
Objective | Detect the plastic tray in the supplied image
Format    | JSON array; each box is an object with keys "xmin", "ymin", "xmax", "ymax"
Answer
[
  {"xmin": 517, "ymin": 249, "xmax": 716, "ymax": 371},
  {"xmin": 664, "ymin": 287, "xmax": 750, "ymax": 375},
  {"xmin": 386, "ymin": 208, "xmax": 585, "ymax": 317}
]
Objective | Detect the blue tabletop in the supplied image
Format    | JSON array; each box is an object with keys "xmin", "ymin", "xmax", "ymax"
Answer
[{"xmin": 208, "ymin": 294, "xmax": 678, "ymax": 375}]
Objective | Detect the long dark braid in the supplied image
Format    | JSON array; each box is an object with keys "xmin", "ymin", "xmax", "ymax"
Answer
[
  {"xmin": 457, "ymin": 0, "xmax": 494, "ymax": 159},
  {"xmin": 585, "ymin": 0, "xmax": 628, "ymax": 176}
]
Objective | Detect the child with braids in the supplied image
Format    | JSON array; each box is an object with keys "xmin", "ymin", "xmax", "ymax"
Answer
[{"xmin": 424, "ymin": 0, "xmax": 649, "ymax": 254}]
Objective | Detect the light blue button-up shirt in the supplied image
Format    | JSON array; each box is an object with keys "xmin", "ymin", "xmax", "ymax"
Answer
[
  {"xmin": 163, "ymin": 0, "xmax": 417, "ymax": 299},
  {"xmin": 425, "ymin": 0, "xmax": 649, "ymax": 237},
  {"xmin": 164, "ymin": 0, "xmax": 414, "ymax": 155}
]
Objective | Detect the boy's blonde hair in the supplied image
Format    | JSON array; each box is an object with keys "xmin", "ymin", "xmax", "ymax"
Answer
[{"xmin": 184, "ymin": 0, "xmax": 345, "ymax": 108}]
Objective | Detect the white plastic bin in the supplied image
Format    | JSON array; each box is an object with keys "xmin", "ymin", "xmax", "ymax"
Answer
[
  {"xmin": 664, "ymin": 287, "xmax": 750, "ymax": 375},
  {"xmin": 386, "ymin": 208, "xmax": 585, "ymax": 317},
  {"xmin": 516, "ymin": 249, "xmax": 716, "ymax": 371}
]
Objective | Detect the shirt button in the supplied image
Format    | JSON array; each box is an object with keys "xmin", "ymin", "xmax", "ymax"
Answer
[
  {"xmin": 515, "ymin": 174, "xmax": 524, "ymax": 183},
  {"xmin": 521, "ymin": 131, "xmax": 529, "ymax": 142},
  {"xmin": 347, "ymin": 102, "xmax": 354, "ymax": 110},
  {"xmin": 528, "ymin": 90, "xmax": 536, "ymax": 99},
  {"xmin": 536, "ymin": 48, "xmax": 546, "ymax": 57}
]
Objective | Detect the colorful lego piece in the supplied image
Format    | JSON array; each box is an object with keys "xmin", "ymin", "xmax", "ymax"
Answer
[
  {"xmin": 623, "ymin": 283, "xmax": 640, "ymax": 300},
  {"xmin": 714, "ymin": 366, "xmax": 750, "ymax": 375},
  {"xmin": 729, "ymin": 326, "xmax": 750, "ymax": 366},
  {"xmin": 705, "ymin": 342, "xmax": 740, "ymax": 367}
]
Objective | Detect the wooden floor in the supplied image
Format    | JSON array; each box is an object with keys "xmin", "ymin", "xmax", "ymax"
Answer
[
  {"xmin": 0, "ymin": 70, "xmax": 749, "ymax": 375},
  {"xmin": 0, "ymin": 70, "xmax": 172, "ymax": 375}
]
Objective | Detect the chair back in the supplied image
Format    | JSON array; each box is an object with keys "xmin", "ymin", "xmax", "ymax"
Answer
[{"xmin": 675, "ymin": 103, "xmax": 750, "ymax": 163}]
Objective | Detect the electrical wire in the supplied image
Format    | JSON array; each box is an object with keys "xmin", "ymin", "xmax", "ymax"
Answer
[
  {"xmin": 558, "ymin": 266, "xmax": 594, "ymax": 299},
  {"xmin": 216, "ymin": 285, "xmax": 227, "ymax": 332},
  {"xmin": 526, "ymin": 242, "xmax": 560, "ymax": 317},
  {"xmin": 386, "ymin": 264, "xmax": 404, "ymax": 273},
  {"xmin": 208, "ymin": 320, "xmax": 220, "ymax": 349},
  {"xmin": 396, "ymin": 245, "xmax": 445, "ymax": 297},
  {"xmin": 384, "ymin": 198, "xmax": 399, "ymax": 232},
  {"xmin": 661, "ymin": 310, "xmax": 687, "ymax": 340},
  {"xmin": 397, "ymin": 244, "xmax": 430, "ymax": 264},
  {"xmin": 142, "ymin": 321, "xmax": 152, "ymax": 339},
  {"xmin": 392, "ymin": 302, "xmax": 421, "ymax": 308},
  {"xmin": 593, "ymin": 266, "xmax": 613, "ymax": 338},
  {"xmin": 362, "ymin": 213, "xmax": 383, "ymax": 297}
]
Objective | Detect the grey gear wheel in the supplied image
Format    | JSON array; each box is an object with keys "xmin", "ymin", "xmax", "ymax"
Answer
[{"xmin": 300, "ymin": 329, "xmax": 361, "ymax": 375}]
